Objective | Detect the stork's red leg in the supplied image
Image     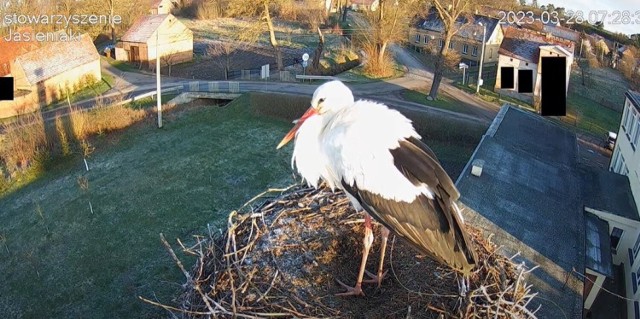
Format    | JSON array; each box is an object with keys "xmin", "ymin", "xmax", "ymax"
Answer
[
  {"xmin": 364, "ymin": 226, "xmax": 389, "ymax": 287},
  {"xmin": 336, "ymin": 213, "xmax": 374, "ymax": 296}
]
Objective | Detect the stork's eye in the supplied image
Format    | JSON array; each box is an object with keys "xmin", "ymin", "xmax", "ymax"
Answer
[{"xmin": 318, "ymin": 98, "xmax": 325, "ymax": 103}]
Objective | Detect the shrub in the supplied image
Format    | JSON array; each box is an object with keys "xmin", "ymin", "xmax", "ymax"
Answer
[
  {"xmin": 249, "ymin": 92, "xmax": 309, "ymax": 122},
  {"xmin": 0, "ymin": 112, "xmax": 48, "ymax": 174}
]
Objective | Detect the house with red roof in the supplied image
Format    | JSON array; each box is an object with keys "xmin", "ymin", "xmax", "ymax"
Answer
[
  {"xmin": 0, "ymin": 28, "xmax": 40, "ymax": 77},
  {"xmin": 149, "ymin": 0, "xmax": 174, "ymax": 15},
  {"xmin": 0, "ymin": 33, "xmax": 101, "ymax": 118},
  {"xmin": 494, "ymin": 25, "xmax": 574, "ymax": 111}
]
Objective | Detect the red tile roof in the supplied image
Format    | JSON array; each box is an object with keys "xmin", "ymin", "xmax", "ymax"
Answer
[
  {"xmin": 499, "ymin": 25, "xmax": 574, "ymax": 63},
  {"xmin": 0, "ymin": 28, "xmax": 40, "ymax": 76}
]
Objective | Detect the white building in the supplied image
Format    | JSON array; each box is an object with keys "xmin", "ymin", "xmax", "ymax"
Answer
[
  {"xmin": 609, "ymin": 90, "xmax": 640, "ymax": 318},
  {"xmin": 495, "ymin": 25, "xmax": 574, "ymax": 112}
]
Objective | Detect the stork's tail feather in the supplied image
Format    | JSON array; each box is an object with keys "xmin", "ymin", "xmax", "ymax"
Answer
[{"xmin": 450, "ymin": 201, "xmax": 478, "ymax": 275}]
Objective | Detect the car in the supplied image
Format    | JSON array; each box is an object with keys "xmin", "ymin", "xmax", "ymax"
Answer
[{"xmin": 606, "ymin": 131, "xmax": 617, "ymax": 150}]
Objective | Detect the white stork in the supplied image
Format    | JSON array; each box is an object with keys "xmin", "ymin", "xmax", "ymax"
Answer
[{"xmin": 277, "ymin": 80, "xmax": 477, "ymax": 296}]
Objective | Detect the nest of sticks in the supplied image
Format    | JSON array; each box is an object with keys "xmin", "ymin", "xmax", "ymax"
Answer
[{"xmin": 149, "ymin": 185, "xmax": 540, "ymax": 318}]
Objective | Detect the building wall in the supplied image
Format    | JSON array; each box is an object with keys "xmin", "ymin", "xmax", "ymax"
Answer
[
  {"xmin": 150, "ymin": 0, "xmax": 173, "ymax": 14},
  {"xmin": 41, "ymin": 59, "xmax": 102, "ymax": 104},
  {"xmin": 10, "ymin": 58, "xmax": 101, "ymax": 107},
  {"xmin": 118, "ymin": 16, "xmax": 193, "ymax": 69},
  {"xmin": 409, "ymin": 26, "xmax": 501, "ymax": 65},
  {"xmin": 611, "ymin": 96, "xmax": 640, "ymax": 211},
  {"xmin": 494, "ymin": 54, "xmax": 537, "ymax": 104},
  {"xmin": 538, "ymin": 46, "xmax": 573, "ymax": 96},
  {"xmin": 588, "ymin": 201, "xmax": 640, "ymax": 318}
]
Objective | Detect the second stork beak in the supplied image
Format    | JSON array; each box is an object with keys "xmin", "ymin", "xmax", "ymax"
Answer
[{"xmin": 276, "ymin": 107, "xmax": 318, "ymax": 149}]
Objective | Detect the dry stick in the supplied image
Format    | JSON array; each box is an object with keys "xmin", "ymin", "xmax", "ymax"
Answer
[
  {"xmin": 138, "ymin": 296, "xmax": 212, "ymax": 315},
  {"xmin": 256, "ymin": 270, "xmax": 279, "ymax": 303},
  {"xmin": 158, "ymin": 233, "xmax": 217, "ymax": 315}
]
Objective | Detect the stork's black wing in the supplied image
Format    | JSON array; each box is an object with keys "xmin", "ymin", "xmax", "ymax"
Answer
[{"xmin": 341, "ymin": 137, "xmax": 477, "ymax": 274}]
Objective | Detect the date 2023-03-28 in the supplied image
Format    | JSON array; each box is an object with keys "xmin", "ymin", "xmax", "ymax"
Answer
[{"xmin": 498, "ymin": 9, "xmax": 640, "ymax": 26}]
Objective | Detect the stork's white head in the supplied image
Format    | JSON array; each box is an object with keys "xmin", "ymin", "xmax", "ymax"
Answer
[
  {"xmin": 310, "ymin": 80, "xmax": 354, "ymax": 115},
  {"xmin": 276, "ymin": 80, "xmax": 354, "ymax": 149}
]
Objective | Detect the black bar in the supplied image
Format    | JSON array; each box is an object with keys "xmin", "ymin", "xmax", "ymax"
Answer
[{"xmin": 0, "ymin": 77, "xmax": 14, "ymax": 101}]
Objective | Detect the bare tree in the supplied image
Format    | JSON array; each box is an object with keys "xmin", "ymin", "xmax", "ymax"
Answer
[
  {"xmin": 357, "ymin": 0, "xmax": 426, "ymax": 76},
  {"xmin": 428, "ymin": 0, "xmax": 472, "ymax": 100},
  {"xmin": 311, "ymin": 27, "xmax": 325, "ymax": 70},
  {"xmin": 227, "ymin": 0, "xmax": 289, "ymax": 70},
  {"xmin": 207, "ymin": 41, "xmax": 239, "ymax": 80}
]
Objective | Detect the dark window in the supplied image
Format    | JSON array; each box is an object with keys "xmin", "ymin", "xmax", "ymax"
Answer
[
  {"xmin": 540, "ymin": 56, "xmax": 566, "ymax": 116},
  {"xmin": 611, "ymin": 227, "xmax": 623, "ymax": 254},
  {"xmin": 635, "ymin": 301, "xmax": 640, "ymax": 319},
  {"xmin": 500, "ymin": 67, "xmax": 514, "ymax": 89},
  {"xmin": 518, "ymin": 69, "xmax": 533, "ymax": 93}
]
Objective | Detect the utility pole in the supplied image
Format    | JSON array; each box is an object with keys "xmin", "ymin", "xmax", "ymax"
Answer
[
  {"xmin": 476, "ymin": 22, "xmax": 486, "ymax": 94},
  {"xmin": 156, "ymin": 30, "xmax": 162, "ymax": 128}
]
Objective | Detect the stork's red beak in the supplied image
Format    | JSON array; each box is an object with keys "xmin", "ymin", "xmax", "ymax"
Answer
[{"xmin": 276, "ymin": 107, "xmax": 318, "ymax": 149}]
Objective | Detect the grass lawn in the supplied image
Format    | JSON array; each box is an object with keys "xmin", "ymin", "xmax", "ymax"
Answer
[
  {"xmin": 565, "ymin": 94, "xmax": 622, "ymax": 137},
  {"xmin": 0, "ymin": 94, "xmax": 295, "ymax": 318},
  {"xmin": 0, "ymin": 90, "xmax": 486, "ymax": 318},
  {"xmin": 400, "ymin": 88, "xmax": 478, "ymax": 115},
  {"xmin": 103, "ymin": 56, "xmax": 140, "ymax": 73}
]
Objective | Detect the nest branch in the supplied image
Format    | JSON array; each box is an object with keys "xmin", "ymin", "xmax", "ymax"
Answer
[{"xmin": 142, "ymin": 185, "xmax": 540, "ymax": 318}]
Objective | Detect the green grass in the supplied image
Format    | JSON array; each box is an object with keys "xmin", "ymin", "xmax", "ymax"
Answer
[
  {"xmin": 400, "ymin": 89, "xmax": 477, "ymax": 115},
  {"xmin": 103, "ymin": 56, "xmax": 140, "ymax": 73},
  {"xmin": 66, "ymin": 74, "xmax": 115, "ymax": 104},
  {"xmin": 565, "ymin": 94, "xmax": 622, "ymax": 137},
  {"xmin": 0, "ymin": 90, "xmax": 487, "ymax": 318},
  {"xmin": 42, "ymin": 75, "xmax": 117, "ymax": 111},
  {"xmin": 0, "ymin": 94, "xmax": 295, "ymax": 318},
  {"xmin": 129, "ymin": 93, "xmax": 180, "ymax": 109}
]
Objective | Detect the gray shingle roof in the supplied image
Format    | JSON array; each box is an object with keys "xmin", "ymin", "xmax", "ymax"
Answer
[
  {"xmin": 627, "ymin": 90, "xmax": 640, "ymax": 110},
  {"xmin": 120, "ymin": 14, "xmax": 170, "ymax": 43},
  {"xmin": 14, "ymin": 33, "xmax": 99, "ymax": 86},
  {"xmin": 455, "ymin": 105, "xmax": 624, "ymax": 318},
  {"xmin": 415, "ymin": 10, "xmax": 499, "ymax": 43},
  {"xmin": 580, "ymin": 164, "xmax": 640, "ymax": 221},
  {"xmin": 542, "ymin": 24, "xmax": 580, "ymax": 42}
]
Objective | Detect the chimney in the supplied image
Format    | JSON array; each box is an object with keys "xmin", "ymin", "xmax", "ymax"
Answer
[{"xmin": 471, "ymin": 159, "xmax": 485, "ymax": 177}]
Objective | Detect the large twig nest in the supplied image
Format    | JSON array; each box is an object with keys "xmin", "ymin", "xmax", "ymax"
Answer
[{"xmin": 160, "ymin": 185, "xmax": 539, "ymax": 318}]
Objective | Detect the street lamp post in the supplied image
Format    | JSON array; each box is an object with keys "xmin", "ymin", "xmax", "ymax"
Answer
[
  {"xmin": 476, "ymin": 22, "xmax": 486, "ymax": 94},
  {"xmin": 156, "ymin": 31, "xmax": 162, "ymax": 128}
]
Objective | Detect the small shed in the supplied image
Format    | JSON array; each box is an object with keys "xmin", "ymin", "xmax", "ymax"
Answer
[
  {"xmin": 149, "ymin": 0, "xmax": 174, "ymax": 15},
  {"xmin": 10, "ymin": 33, "xmax": 101, "ymax": 105},
  {"xmin": 116, "ymin": 14, "xmax": 193, "ymax": 69}
]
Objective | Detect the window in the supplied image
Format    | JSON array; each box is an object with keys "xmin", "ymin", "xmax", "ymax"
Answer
[
  {"xmin": 633, "ymin": 265, "xmax": 640, "ymax": 294},
  {"xmin": 449, "ymin": 41, "xmax": 454, "ymax": 49},
  {"xmin": 462, "ymin": 44, "xmax": 468, "ymax": 54},
  {"xmin": 631, "ymin": 112, "xmax": 639, "ymax": 142},
  {"xmin": 612, "ymin": 227, "xmax": 624, "ymax": 255},
  {"xmin": 631, "ymin": 121, "xmax": 640, "ymax": 150},
  {"xmin": 472, "ymin": 46, "xmax": 478, "ymax": 56},
  {"xmin": 635, "ymin": 301, "xmax": 639, "ymax": 319},
  {"xmin": 489, "ymin": 48, "xmax": 493, "ymax": 59},
  {"xmin": 614, "ymin": 154, "xmax": 627, "ymax": 175},
  {"xmin": 424, "ymin": 35, "xmax": 429, "ymax": 44},
  {"xmin": 415, "ymin": 34, "xmax": 420, "ymax": 43},
  {"xmin": 623, "ymin": 106, "xmax": 631, "ymax": 131},
  {"xmin": 438, "ymin": 39, "xmax": 444, "ymax": 48},
  {"xmin": 500, "ymin": 67, "xmax": 514, "ymax": 89},
  {"xmin": 611, "ymin": 149, "xmax": 620, "ymax": 172}
]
